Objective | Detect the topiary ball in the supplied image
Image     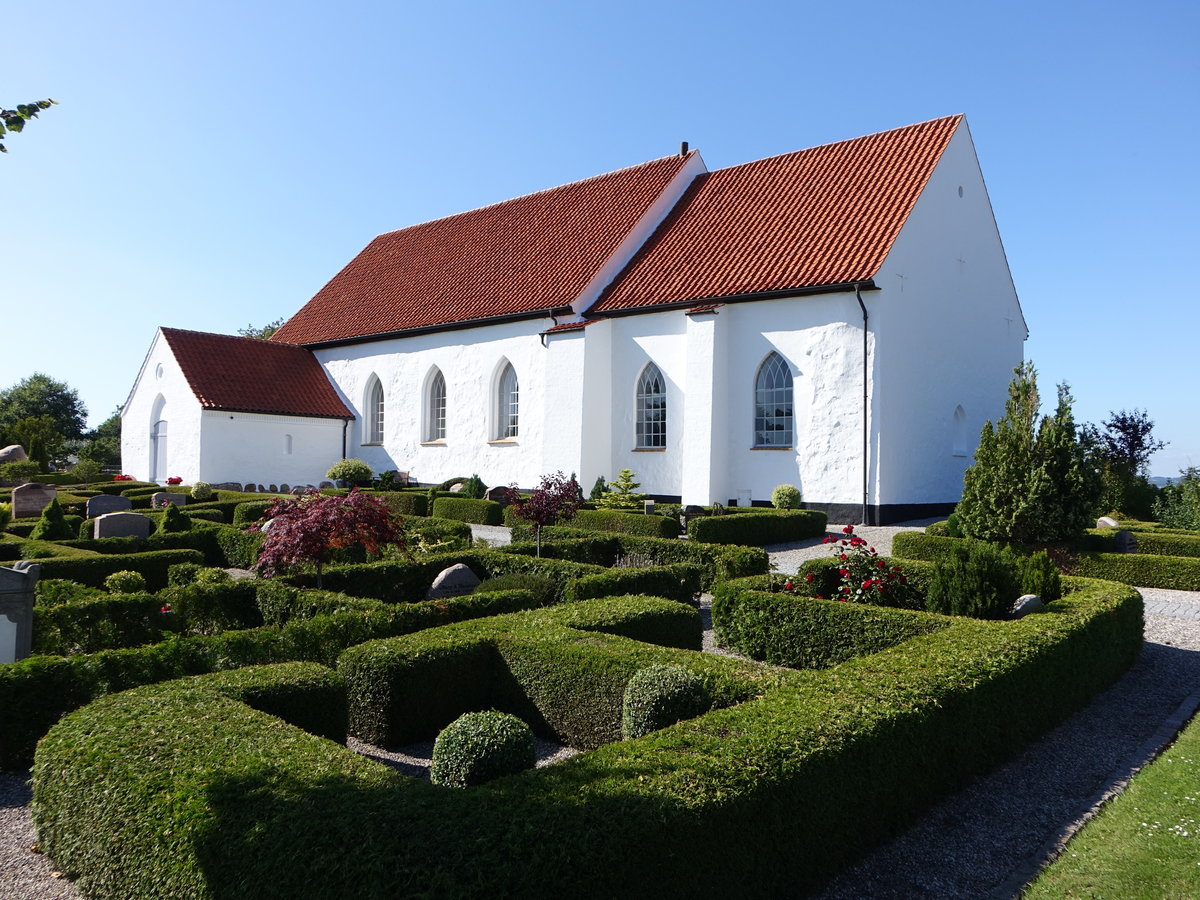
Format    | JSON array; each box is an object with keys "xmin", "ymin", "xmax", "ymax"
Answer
[
  {"xmin": 771, "ymin": 484, "xmax": 802, "ymax": 509},
  {"xmin": 104, "ymin": 570, "xmax": 147, "ymax": 593},
  {"xmin": 190, "ymin": 481, "xmax": 214, "ymax": 501},
  {"xmin": 622, "ymin": 664, "xmax": 711, "ymax": 739},
  {"xmin": 430, "ymin": 711, "xmax": 535, "ymax": 788}
]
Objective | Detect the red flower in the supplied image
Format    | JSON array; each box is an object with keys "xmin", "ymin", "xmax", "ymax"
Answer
[
  {"xmin": 160, "ymin": 603, "xmax": 173, "ymax": 614},
  {"xmin": 861, "ymin": 579, "xmax": 873, "ymax": 590},
  {"xmin": 839, "ymin": 554, "xmax": 848, "ymax": 562},
  {"xmin": 784, "ymin": 581, "xmax": 793, "ymax": 590},
  {"xmin": 842, "ymin": 525, "xmax": 855, "ymax": 535},
  {"xmin": 877, "ymin": 560, "xmax": 886, "ymax": 569},
  {"xmin": 899, "ymin": 575, "xmax": 908, "ymax": 584},
  {"xmin": 839, "ymin": 568, "xmax": 849, "ymax": 577},
  {"xmin": 805, "ymin": 572, "xmax": 814, "ymax": 583}
]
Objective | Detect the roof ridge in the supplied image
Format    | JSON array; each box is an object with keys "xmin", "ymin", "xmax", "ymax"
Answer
[
  {"xmin": 371, "ymin": 151, "xmax": 698, "ymax": 240},
  {"xmin": 161, "ymin": 326, "xmax": 303, "ymax": 349},
  {"xmin": 708, "ymin": 114, "xmax": 963, "ymax": 175}
]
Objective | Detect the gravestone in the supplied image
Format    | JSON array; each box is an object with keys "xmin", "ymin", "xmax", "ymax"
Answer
[
  {"xmin": 279, "ymin": 484, "xmax": 290, "ymax": 493},
  {"xmin": 484, "ymin": 486, "xmax": 513, "ymax": 506},
  {"xmin": 0, "ymin": 561, "xmax": 40, "ymax": 664},
  {"xmin": 86, "ymin": 494, "xmax": 133, "ymax": 519},
  {"xmin": 426, "ymin": 563, "xmax": 480, "ymax": 601},
  {"xmin": 0, "ymin": 445, "xmax": 28, "ymax": 464},
  {"xmin": 449, "ymin": 483, "xmax": 465, "ymax": 493},
  {"xmin": 1008, "ymin": 594, "xmax": 1045, "ymax": 619},
  {"xmin": 93, "ymin": 511, "xmax": 152, "ymax": 539},
  {"xmin": 269, "ymin": 485, "xmax": 279, "ymax": 493},
  {"xmin": 11, "ymin": 483, "xmax": 57, "ymax": 518},
  {"xmin": 1096, "ymin": 516, "xmax": 1120, "ymax": 529},
  {"xmin": 1114, "ymin": 530, "xmax": 1138, "ymax": 554},
  {"xmin": 243, "ymin": 483, "xmax": 258, "ymax": 492},
  {"xmin": 151, "ymin": 492, "xmax": 187, "ymax": 508},
  {"xmin": 213, "ymin": 482, "xmax": 243, "ymax": 492},
  {"xmin": 644, "ymin": 499, "xmax": 656, "ymax": 515}
]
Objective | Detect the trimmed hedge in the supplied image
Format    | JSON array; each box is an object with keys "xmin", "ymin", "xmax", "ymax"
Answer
[
  {"xmin": 32, "ymin": 580, "xmax": 1141, "ymax": 897},
  {"xmin": 32, "ymin": 549, "xmax": 205, "ymax": 590},
  {"xmin": 431, "ymin": 496, "xmax": 503, "ymax": 526},
  {"xmin": 506, "ymin": 506, "xmax": 678, "ymax": 539},
  {"xmin": 563, "ymin": 563, "xmax": 702, "ymax": 607},
  {"xmin": 686, "ymin": 509, "xmax": 827, "ymax": 545},
  {"xmin": 0, "ymin": 582, "xmax": 556, "ymax": 768},
  {"xmin": 1127, "ymin": 530, "xmax": 1200, "ymax": 558}
]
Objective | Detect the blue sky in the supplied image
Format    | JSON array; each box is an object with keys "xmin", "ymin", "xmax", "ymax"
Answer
[{"xmin": 5, "ymin": 0, "xmax": 1196, "ymax": 476}]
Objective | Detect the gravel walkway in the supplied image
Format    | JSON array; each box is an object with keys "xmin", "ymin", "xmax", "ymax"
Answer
[{"xmin": 4, "ymin": 521, "xmax": 1199, "ymax": 899}]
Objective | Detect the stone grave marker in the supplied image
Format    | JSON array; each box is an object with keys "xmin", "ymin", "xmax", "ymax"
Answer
[
  {"xmin": 151, "ymin": 492, "xmax": 187, "ymax": 508},
  {"xmin": 0, "ymin": 561, "xmax": 40, "ymax": 664},
  {"xmin": 87, "ymin": 494, "xmax": 133, "ymax": 519},
  {"xmin": 426, "ymin": 563, "xmax": 480, "ymax": 601},
  {"xmin": 1096, "ymin": 516, "xmax": 1120, "ymax": 529},
  {"xmin": 1008, "ymin": 594, "xmax": 1045, "ymax": 619},
  {"xmin": 93, "ymin": 512, "xmax": 153, "ymax": 540},
  {"xmin": 11, "ymin": 483, "xmax": 57, "ymax": 518},
  {"xmin": 484, "ymin": 486, "xmax": 513, "ymax": 506},
  {"xmin": 449, "ymin": 483, "xmax": 465, "ymax": 493},
  {"xmin": 1114, "ymin": 530, "xmax": 1138, "ymax": 553}
]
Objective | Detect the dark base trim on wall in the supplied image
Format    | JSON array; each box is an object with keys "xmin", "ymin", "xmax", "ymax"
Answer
[{"xmin": 798, "ymin": 501, "xmax": 957, "ymax": 526}]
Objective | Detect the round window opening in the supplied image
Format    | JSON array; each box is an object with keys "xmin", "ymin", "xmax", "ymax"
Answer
[
  {"xmin": 957, "ymin": 185, "xmax": 964, "ymax": 198},
  {"xmin": 155, "ymin": 363, "xmax": 165, "ymax": 380}
]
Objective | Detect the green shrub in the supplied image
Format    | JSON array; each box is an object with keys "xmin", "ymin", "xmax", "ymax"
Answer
[
  {"xmin": 621, "ymin": 664, "xmax": 710, "ymax": 739},
  {"xmin": 557, "ymin": 508, "xmax": 679, "ymax": 539},
  {"xmin": 687, "ymin": 509, "xmax": 826, "ymax": 545},
  {"xmin": 0, "ymin": 460, "xmax": 39, "ymax": 483},
  {"xmin": 430, "ymin": 711, "xmax": 535, "ymax": 788},
  {"xmin": 459, "ymin": 474, "xmax": 487, "ymax": 500},
  {"xmin": 377, "ymin": 491, "xmax": 428, "ymax": 517},
  {"xmin": 0, "ymin": 502, "xmax": 10, "ymax": 533},
  {"xmin": 232, "ymin": 500, "xmax": 276, "ymax": 526},
  {"xmin": 216, "ymin": 525, "xmax": 264, "ymax": 568},
  {"xmin": 1019, "ymin": 551, "xmax": 1062, "ymax": 603},
  {"xmin": 925, "ymin": 541, "xmax": 1022, "ymax": 619},
  {"xmin": 36, "ymin": 549, "xmax": 205, "ymax": 590},
  {"xmin": 564, "ymin": 563, "xmax": 702, "ymax": 607},
  {"xmin": 436, "ymin": 476, "xmax": 469, "ymax": 491},
  {"xmin": 68, "ymin": 459, "xmax": 102, "ymax": 483},
  {"xmin": 771, "ymin": 484, "xmax": 802, "ymax": 509},
  {"xmin": 30, "ymin": 498, "xmax": 74, "ymax": 541},
  {"xmin": 595, "ymin": 468, "xmax": 648, "ymax": 510},
  {"xmin": 104, "ymin": 570, "xmax": 148, "ymax": 593},
  {"xmin": 1153, "ymin": 468, "xmax": 1200, "ymax": 530},
  {"xmin": 326, "ymin": 458, "xmax": 373, "ymax": 486},
  {"xmin": 168, "ymin": 562, "xmax": 204, "ymax": 586},
  {"xmin": 475, "ymin": 573, "xmax": 556, "ymax": 607},
  {"xmin": 190, "ymin": 481, "xmax": 214, "ymax": 501},
  {"xmin": 589, "ymin": 475, "xmax": 607, "ymax": 501},
  {"xmin": 193, "ymin": 568, "xmax": 232, "ymax": 586},
  {"xmin": 156, "ymin": 503, "xmax": 192, "ymax": 534},
  {"xmin": 431, "ymin": 497, "xmax": 503, "ymax": 526}
]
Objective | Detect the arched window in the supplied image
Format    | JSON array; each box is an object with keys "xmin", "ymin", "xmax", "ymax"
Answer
[
  {"xmin": 635, "ymin": 362, "xmax": 667, "ymax": 448},
  {"xmin": 754, "ymin": 352, "xmax": 793, "ymax": 447},
  {"xmin": 496, "ymin": 362, "xmax": 519, "ymax": 439},
  {"xmin": 365, "ymin": 376, "xmax": 385, "ymax": 444},
  {"xmin": 284, "ymin": 434, "xmax": 293, "ymax": 456},
  {"xmin": 952, "ymin": 405, "xmax": 967, "ymax": 457},
  {"xmin": 426, "ymin": 368, "xmax": 446, "ymax": 441}
]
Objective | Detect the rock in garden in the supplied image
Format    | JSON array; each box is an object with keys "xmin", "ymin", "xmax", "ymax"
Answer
[
  {"xmin": 426, "ymin": 563, "xmax": 480, "ymax": 601},
  {"xmin": 0, "ymin": 445, "xmax": 28, "ymax": 464},
  {"xmin": 86, "ymin": 494, "xmax": 133, "ymax": 518},
  {"xmin": 243, "ymin": 483, "xmax": 258, "ymax": 492},
  {"xmin": 449, "ymin": 483, "xmax": 465, "ymax": 493},
  {"xmin": 1096, "ymin": 516, "xmax": 1120, "ymax": 529},
  {"xmin": 1008, "ymin": 594, "xmax": 1045, "ymax": 619}
]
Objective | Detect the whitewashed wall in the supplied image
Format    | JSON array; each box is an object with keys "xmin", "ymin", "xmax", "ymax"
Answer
[
  {"xmin": 120, "ymin": 330, "xmax": 203, "ymax": 483},
  {"xmin": 870, "ymin": 121, "xmax": 1026, "ymax": 506},
  {"xmin": 197, "ymin": 411, "xmax": 345, "ymax": 487}
]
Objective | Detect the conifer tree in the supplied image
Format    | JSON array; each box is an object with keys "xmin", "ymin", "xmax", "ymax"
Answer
[{"xmin": 29, "ymin": 498, "xmax": 73, "ymax": 541}]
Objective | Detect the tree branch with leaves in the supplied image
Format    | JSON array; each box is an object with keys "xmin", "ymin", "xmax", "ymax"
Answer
[{"xmin": 1, "ymin": 99, "xmax": 57, "ymax": 153}]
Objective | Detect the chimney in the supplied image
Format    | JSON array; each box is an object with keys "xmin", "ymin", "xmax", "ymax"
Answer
[{"xmin": 680, "ymin": 141, "xmax": 689, "ymax": 156}]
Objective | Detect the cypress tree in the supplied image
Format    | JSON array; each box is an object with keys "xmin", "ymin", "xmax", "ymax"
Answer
[{"xmin": 29, "ymin": 497, "xmax": 73, "ymax": 541}]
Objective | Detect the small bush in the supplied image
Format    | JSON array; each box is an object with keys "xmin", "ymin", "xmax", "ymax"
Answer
[
  {"xmin": 190, "ymin": 482, "xmax": 214, "ymax": 501},
  {"xmin": 0, "ymin": 460, "xmax": 39, "ymax": 483},
  {"xmin": 460, "ymin": 474, "xmax": 487, "ymax": 499},
  {"xmin": 0, "ymin": 502, "xmax": 10, "ymax": 533},
  {"xmin": 431, "ymin": 497, "xmax": 503, "ymax": 526},
  {"xmin": 475, "ymin": 572, "xmax": 556, "ymax": 607},
  {"xmin": 621, "ymin": 664, "xmax": 710, "ymax": 739},
  {"xmin": 68, "ymin": 459, "xmax": 102, "ymax": 483},
  {"xmin": 168, "ymin": 562, "xmax": 204, "ymax": 586},
  {"xmin": 771, "ymin": 484, "xmax": 802, "ymax": 509},
  {"xmin": 589, "ymin": 475, "xmax": 607, "ymax": 501},
  {"xmin": 156, "ymin": 503, "xmax": 192, "ymax": 534},
  {"xmin": 436, "ymin": 476, "xmax": 469, "ymax": 491},
  {"xmin": 924, "ymin": 541, "xmax": 1022, "ymax": 619},
  {"xmin": 194, "ymin": 568, "xmax": 232, "ymax": 586},
  {"xmin": 430, "ymin": 711, "xmax": 535, "ymax": 788},
  {"xmin": 326, "ymin": 458, "xmax": 373, "ymax": 486},
  {"xmin": 104, "ymin": 570, "xmax": 148, "ymax": 593},
  {"xmin": 1018, "ymin": 551, "xmax": 1062, "ymax": 603},
  {"xmin": 30, "ymin": 498, "xmax": 75, "ymax": 541},
  {"xmin": 687, "ymin": 510, "xmax": 826, "ymax": 545}
]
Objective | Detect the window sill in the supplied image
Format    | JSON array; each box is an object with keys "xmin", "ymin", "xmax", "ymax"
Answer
[
  {"xmin": 632, "ymin": 447, "xmax": 666, "ymax": 452},
  {"xmin": 750, "ymin": 446, "xmax": 793, "ymax": 451},
  {"xmin": 361, "ymin": 442, "xmax": 383, "ymax": 447},
  {"xmin": 421, "ymin": 440, "xmax": 447, "ymax": 447},
  {"xmin": 488, "ymin": 438, "xmax": 519, "ymax": 445}
]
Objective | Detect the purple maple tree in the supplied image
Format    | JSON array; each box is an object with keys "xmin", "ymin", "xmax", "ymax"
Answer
[
  {"xmin": 251, "ymin": 488, "xmax": 404, "ymax": 587},
  {"xmin": 509, "ymin": 471, "xmax": 584, "ymax": 556}
]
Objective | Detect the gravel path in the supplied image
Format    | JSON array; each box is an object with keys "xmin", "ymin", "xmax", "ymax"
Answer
[{"xmin": 4, "ymin": 521, "xmax": 1198, "ymax": 899}]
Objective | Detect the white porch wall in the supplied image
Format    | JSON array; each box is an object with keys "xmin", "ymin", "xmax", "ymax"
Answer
[
  {"xmin": 314, "ymin": 319, "xmax": 553, "ymax": 489},
  {"xmin": 119, "ymin": 330, "xmax": 203, "ymax": 483},
  {"xmin": 870, "ymin": 122, "xmax": 1025, "ymax": 506},
  {"xmin": 198, "ymin": 411, "xmax": 345, "ymax": 487},
  {"xmin": 541, "ymin": 332, "xmax": 586, "ymax": 479}
]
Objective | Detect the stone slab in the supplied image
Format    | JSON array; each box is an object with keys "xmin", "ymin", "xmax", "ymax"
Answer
[
  {"xmin": 93, "ymin": 511, "xmax": 153, "ymax": 539},
  {"xmin": 0, "ymin": 445, "xmax": 28, "ymax": 464},
  {"xmin": 11, "ymin": 483, "xmax": 57, "ymax": 518},
  {"xmin": 86, "ymin": 494, "xmax": 133, "ymax": 518},
  {"xmin": 151, "ymin": 492, "xmax": 187, "ymax": 508},
  {"xmin": 426, "ymin": 563, "xmax": 480, "ymax": 601}
]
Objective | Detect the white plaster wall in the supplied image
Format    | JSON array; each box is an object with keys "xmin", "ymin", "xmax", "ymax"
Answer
[
  {"xmin": 198, "ymin": 411, "xmax": 346, "ymax": 487},
  {"xmin": 314, "ymin": 318, "xmax": 555, "ymax": 489},
  {"xmin": 579, "ymin": 319, "xmax": 615, "ymax": 490},
  {"xmin": 119, "ymin": 330, "xmax": 204, "ymax": 483},
  {"xmin": 541, "ymin": 334, "xmax": 586, "ymax": 479},
  {"xmin": 870, "ymin": 120, "xmax": 1026, "ymax": 506}
]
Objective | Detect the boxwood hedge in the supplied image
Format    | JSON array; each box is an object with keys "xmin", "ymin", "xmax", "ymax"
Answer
[
  {"xmin": 430, "ymin": 497, "xmax": 503, "ymax": 525},
  {"xmin": 506, "ymin": 507, "xmax": 679, "ymax": 539},
  {"xmin": 32, "ymin": 579, "xmax": 1141, "ymax": 897},
  {"xmin": 686, "ymin": 509, "xmax": 826, "ymax": 545}
]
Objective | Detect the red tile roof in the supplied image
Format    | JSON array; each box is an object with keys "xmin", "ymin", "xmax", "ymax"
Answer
[
  {"xmin": 160, "ymin": 328, "xmax": 352, "ymax": 418},
  {"xmin": 272, "ymin": 154, "xmax": 695, "ymax": 346},
  {"xmin": 590, "ymin": 115, "xmax": 963, "ymax": 314}
]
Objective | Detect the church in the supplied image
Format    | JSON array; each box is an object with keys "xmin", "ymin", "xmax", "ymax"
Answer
[{"xmin": 121, "ymin": 114, "xmax": 1025, "ymax": 523}]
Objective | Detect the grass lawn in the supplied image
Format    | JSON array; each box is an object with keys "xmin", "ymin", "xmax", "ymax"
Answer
[{"xmin": 1025, "ymin": 709, "xmax": 1200, "ymax": 899}]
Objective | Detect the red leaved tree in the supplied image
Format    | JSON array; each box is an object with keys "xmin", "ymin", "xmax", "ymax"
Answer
[
  {"xmin": 251, "ymin": 489, "xmax": 404, "ymax": 587},
  {"xmin": 509, "ymin": 471, "xmax": 584, "ymax": 557}
]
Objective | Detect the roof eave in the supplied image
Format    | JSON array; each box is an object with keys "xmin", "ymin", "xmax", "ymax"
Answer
[
  {"xmin": 295, "ymin": 305, "xmax": 576, "ymax": 351},
  {"xmin": 590, "ymin": 279, "xmax": 880, "ymax": 319}
]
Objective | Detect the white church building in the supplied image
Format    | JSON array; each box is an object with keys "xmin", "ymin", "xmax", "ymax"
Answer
[{"xmin": 122, "ymin": 114, "xmax": 1026, "ymax": 523}]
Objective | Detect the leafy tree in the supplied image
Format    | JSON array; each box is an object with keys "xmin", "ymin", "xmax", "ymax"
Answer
[
  {"xmin": 1081, "ymin": 409, "xmax": 1166, "ymax": 518},
  {"xmin": 589, "ymin": 475, "xmax": 607, "ymax": 501},
  {"xmin": 1153, "ymin": 468, "xmax": 1200, "ymax": 530},
  {"xmin": 237, "ymin": 318, "xmax": 285, "ymax": 340},
  {"xmin": 957, "ymin": 363, "xmax": 1101, "ymax": 543},
  {"xmin": 0, "ymin": 374, "xmax": 87, "ymax": 444},
  {"xmin": 77, "ymin": 409, "xmax": 122, "ymax": 467},
  {"xmin": 509, "ymin": 471, "xmax": 584, "ymax": 556},
  {"xmin": 252, "ymin": 489, "xmax": 404, "ymax": 588},
  {"xmin": 8, "ymin": 415, "xmax": 65, "ymax": 471},
  {"xmin": 1, "ymin": 99, "xmax": 56, "ymax": 153}
]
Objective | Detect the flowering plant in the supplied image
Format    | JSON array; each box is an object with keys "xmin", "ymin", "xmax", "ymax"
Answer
[
  {"xmin": 166, "ymin": 476, "xmax": 183, "ymax": 485},
  {"xmin": 823, "ymin": 524, "xmax": 906, "ymax": 604},
  {"xmin": 113, "ymin": 474, "xmax": 134, "ymax": 481}
]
